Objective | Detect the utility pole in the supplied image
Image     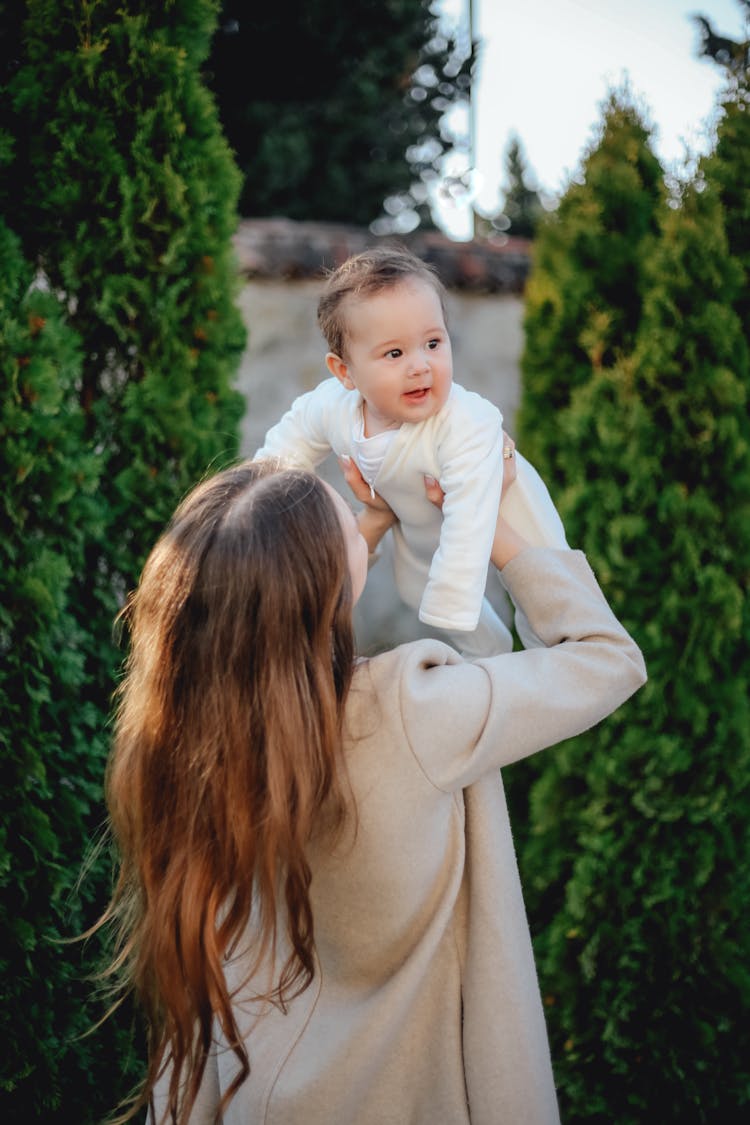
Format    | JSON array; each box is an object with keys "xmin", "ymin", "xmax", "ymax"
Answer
[{"xmin": 468, "ymin": 0, "xmax": 476, "ymax": 238}]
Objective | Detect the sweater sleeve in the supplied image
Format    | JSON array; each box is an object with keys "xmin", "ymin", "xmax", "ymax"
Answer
[
  {"xmin": 399, "ymin": 548, "xmax": 647, "ymax": 791},
  {"xmin": 417, "ymin": 398, "xmax": 504, "ymax": 631},
  {"xmin": 254, "ymin": 379, "xmax": 341, "ymax": 469}
]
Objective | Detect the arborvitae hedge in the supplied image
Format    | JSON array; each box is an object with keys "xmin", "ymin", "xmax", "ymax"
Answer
[
  {"xmin": 1, "ymin": 2, "xmax": 247, "ymax": 1118},
  {"xmin": 703, "ymin": 76, "xmax": 750, "ymax": 332},
  {"xmin": 517, "ymin": 91, "xmax": 664, "ymax": 489},
  {"xmin": 5, "ymin": 0, "xmax": 246, "ymax": 589},
  {"xmin": 0, "ymin": 219, "xmax": 135, "ymax": 1118},
  {"xmin": 504, "ymin": 90, "xmax": 667, "ymax": 929},
  {"xmin": 517, "ymin": 170, "xmax": 750, "ymax": 1118}
]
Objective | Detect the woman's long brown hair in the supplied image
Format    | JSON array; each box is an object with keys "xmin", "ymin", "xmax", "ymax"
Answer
[{"xmin": 98, "ymin": 461, "xmax": 355, "ymax": 1123}]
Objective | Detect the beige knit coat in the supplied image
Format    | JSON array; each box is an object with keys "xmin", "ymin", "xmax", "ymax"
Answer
[{"xmin": 150, "ymin": 548, "xmax": 647, "ymax": 1124}]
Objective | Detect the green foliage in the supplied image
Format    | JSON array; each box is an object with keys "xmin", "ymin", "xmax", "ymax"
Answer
[
  {"xmin": 693, "ymin": 3, "xmax": 750, "ymax": 334},
  {"xmin": 498, "ymin": 134, "xmax": 545, "ymax": 238},
  {"xmin": 692, "ymin": 2, "xmax": 749, "ymax": 76},
  {"xmin": 517, "ymin": 90, "xmax": 665, "ymax": 489},
  {"xmin": 477, "ymin": 133, "xmax": 545, "ymax": 240},
  {"xmin": 514, "ymin": 145, "xmax": 750, "ymax": 1118},
  {"xmin": 3, "ymin": 0, "xmax": 247, "ymax": 704},
  {"xmin": 702, "ymin": 81, "xmax": 750, "ymax": 334},
  {"xmin": 4, "ymin": 0, "xmax": 246, "ymax": 582},
  {"xmin": 1, "ymin": 1, "xmax": 247, "ymax": 1118},
  {"xmin": 206, "ymin": 0, "xmax": 474, "ymax": 229},
  {"xmin": 0, "ymin": 218, "xmax": 139, "ymax": 1121}
]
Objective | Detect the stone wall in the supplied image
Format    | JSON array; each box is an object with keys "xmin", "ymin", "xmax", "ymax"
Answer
[
  {"xmin": 232, "ymin": 217, "xmax": 532, "ymax": 293},
  {"xmin": 231, "ymin": 220, "xmax": 529, "ymax": 653}
]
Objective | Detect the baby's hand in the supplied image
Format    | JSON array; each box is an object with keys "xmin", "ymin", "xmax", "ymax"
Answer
[{"xmin": 424, "ymin": 430, "xmax": 518, "ymax": 510}]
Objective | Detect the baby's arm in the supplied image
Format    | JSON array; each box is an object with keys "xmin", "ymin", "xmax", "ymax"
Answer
[
  {"xmin": 254, "ymin": 380, "xmax": 339, "ymax": 469},
  {"xmin": 418, "ymin": 400, "xmax": 504, "ymax": 631}
]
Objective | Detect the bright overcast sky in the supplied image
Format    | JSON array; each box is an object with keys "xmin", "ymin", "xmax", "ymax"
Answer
[{"xmin": 434, "ymin": 0, "xmax": 746, "ymax": 238}]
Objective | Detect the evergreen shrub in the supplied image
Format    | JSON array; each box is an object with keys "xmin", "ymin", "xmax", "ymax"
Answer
[
  {"xmin": 0, "ymin": 219, "xmax": 136, "ymax": 1118},
  {"xmin": 5, "ymin": 0, "xmax": 247, "ymax": 591},
  {"xmin": 703, "ymin": 76, "xmax": 750, "ymax": 332},
  {"xmin": 504, "ymin": 90, "xmax": 667, "ymax": 927},
  {"xmin": 517, "ymin": 169, "xmax": 750, "ymax": 1120},
  {"xmin": 517, "ymin": 91, "xmax": 664, "ymax": 489},
  {"xmin": 1, "ymin": 2, "xmax": 247, "ymax": 1118}
]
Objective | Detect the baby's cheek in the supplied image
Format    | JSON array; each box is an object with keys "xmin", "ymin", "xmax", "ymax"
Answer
[{"xmin": 436, "ymin": 383, "xmax": 452, "ymax": 408}]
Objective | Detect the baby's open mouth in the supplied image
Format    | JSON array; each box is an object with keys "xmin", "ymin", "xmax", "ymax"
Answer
[{"xmin": 404, "ymin": 388, "xmax": 429, "ymax": 400}]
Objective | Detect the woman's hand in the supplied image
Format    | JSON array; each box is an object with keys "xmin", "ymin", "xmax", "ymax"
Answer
[
  {"xmin": 423, "ymin": 430, "xmax": 527, "ymax": 570},
  {"xmin": 337, "ymin": 455, "xmax": 393, "ymax": 512},
  {"xmin": 500, "ymin": 431, "xmax": 518, "ymax": 496},
  {"xmin": 337, "ymin": 455, "xmax": 397, "ymax": 555},
  {"xmin": 423, "ymin": 430, "xmax": 518, "ymax": 509}
]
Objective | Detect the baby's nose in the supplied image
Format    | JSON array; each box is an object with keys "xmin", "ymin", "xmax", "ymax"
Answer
[{"xmin": 408, "ymin": 349, "xmax": 430, "ymax": 374}]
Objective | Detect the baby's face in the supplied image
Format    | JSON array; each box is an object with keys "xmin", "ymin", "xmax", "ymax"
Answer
[{"xmin": 335, "ymin": 278, "xmax": 453, "ymax": 435}]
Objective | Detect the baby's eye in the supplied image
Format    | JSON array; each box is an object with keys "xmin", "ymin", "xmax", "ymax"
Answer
[
  {"xmin": 385, "ymin": 348, "xmax": 402, "ymax": 359},
  {"xmin": 427, "ymin": 338, "xmax": 441, "ymax": 350}
]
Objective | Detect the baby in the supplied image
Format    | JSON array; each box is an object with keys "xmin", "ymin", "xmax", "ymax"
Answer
[{"xmin": 255, "ymin": 245, "xmax": 567, "ymax": 656}]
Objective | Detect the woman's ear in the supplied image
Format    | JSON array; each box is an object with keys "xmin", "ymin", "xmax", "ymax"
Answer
[{"xmin": 326, "ymin": 352, "xmax": 356, "ymax": 390}]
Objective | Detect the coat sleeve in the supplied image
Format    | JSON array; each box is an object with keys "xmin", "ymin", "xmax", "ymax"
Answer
[
  {"xmin": 399, "ymin": 548, "xmax": 647, "ymax": 790},
  {"xmin": 417, "ymin": 400, "xmax": 504, "ymax": 631},
  {"xmin": 254, "ymin": 379, "xmax": 341, "ymax": 469}
]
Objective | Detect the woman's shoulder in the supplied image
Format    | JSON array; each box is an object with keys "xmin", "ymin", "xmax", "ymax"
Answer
[
  {"xmin": 352, "ymin": 638, "xmax": 465, "ymax": 702},
  {"xmin": 345, "ymin": 638, "xmax": 496, "ymax": 788},
  {"xmin": 357, "ymin": 637, "xmax": 462, "ymax": 670}
]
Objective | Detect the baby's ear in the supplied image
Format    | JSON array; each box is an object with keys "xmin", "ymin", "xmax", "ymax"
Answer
[{"xmin": 326, "ymin": 352, "xmax": 356, "ymax": 390}]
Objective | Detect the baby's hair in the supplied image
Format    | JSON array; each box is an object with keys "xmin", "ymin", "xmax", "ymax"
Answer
[{"xmin": 317, "ymin": 244, "xmax": 448, "ymax": 359}]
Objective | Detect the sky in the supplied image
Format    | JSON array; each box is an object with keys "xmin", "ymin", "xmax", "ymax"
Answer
[{"xmin": 433, "ymin": 0, "xmax": 746, "ymax": 238}]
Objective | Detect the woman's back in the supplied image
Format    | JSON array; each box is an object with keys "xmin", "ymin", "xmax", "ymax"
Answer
[
  {"xmin": 201, "ymin": 639, "xmax": 473, "ymax": 1124},
  {"xmin": 182, "ymin": 531, "xmax": 647, "ymax": 1125},
  {"xmin": 97, "ymin": 460, "xmax": 644, "ymax": 1125}
]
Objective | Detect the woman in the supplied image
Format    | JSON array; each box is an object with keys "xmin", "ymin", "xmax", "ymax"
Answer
[{"xmin": 99, "ymin": 454, "xmax": 645, "ymax": 1124}]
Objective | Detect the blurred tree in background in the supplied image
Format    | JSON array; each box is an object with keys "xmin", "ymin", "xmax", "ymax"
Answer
[
  {"xmin": 475, "ymin": 133, "xmax": 545, "ymax": 240},
  {"xmin": 206, "ymin": 0, "xmax": 474, "ymax": 231},
  {"xmin": 0, "ymin": 1, "xmax": 245, "ymax": 1118},
  {"xmin": 516, "ymin": 90, "xmax": 665, "ymax": 492},
  {"xmin": 692, "ymin": 0, "xmax": 749, "ymax": 75}
]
